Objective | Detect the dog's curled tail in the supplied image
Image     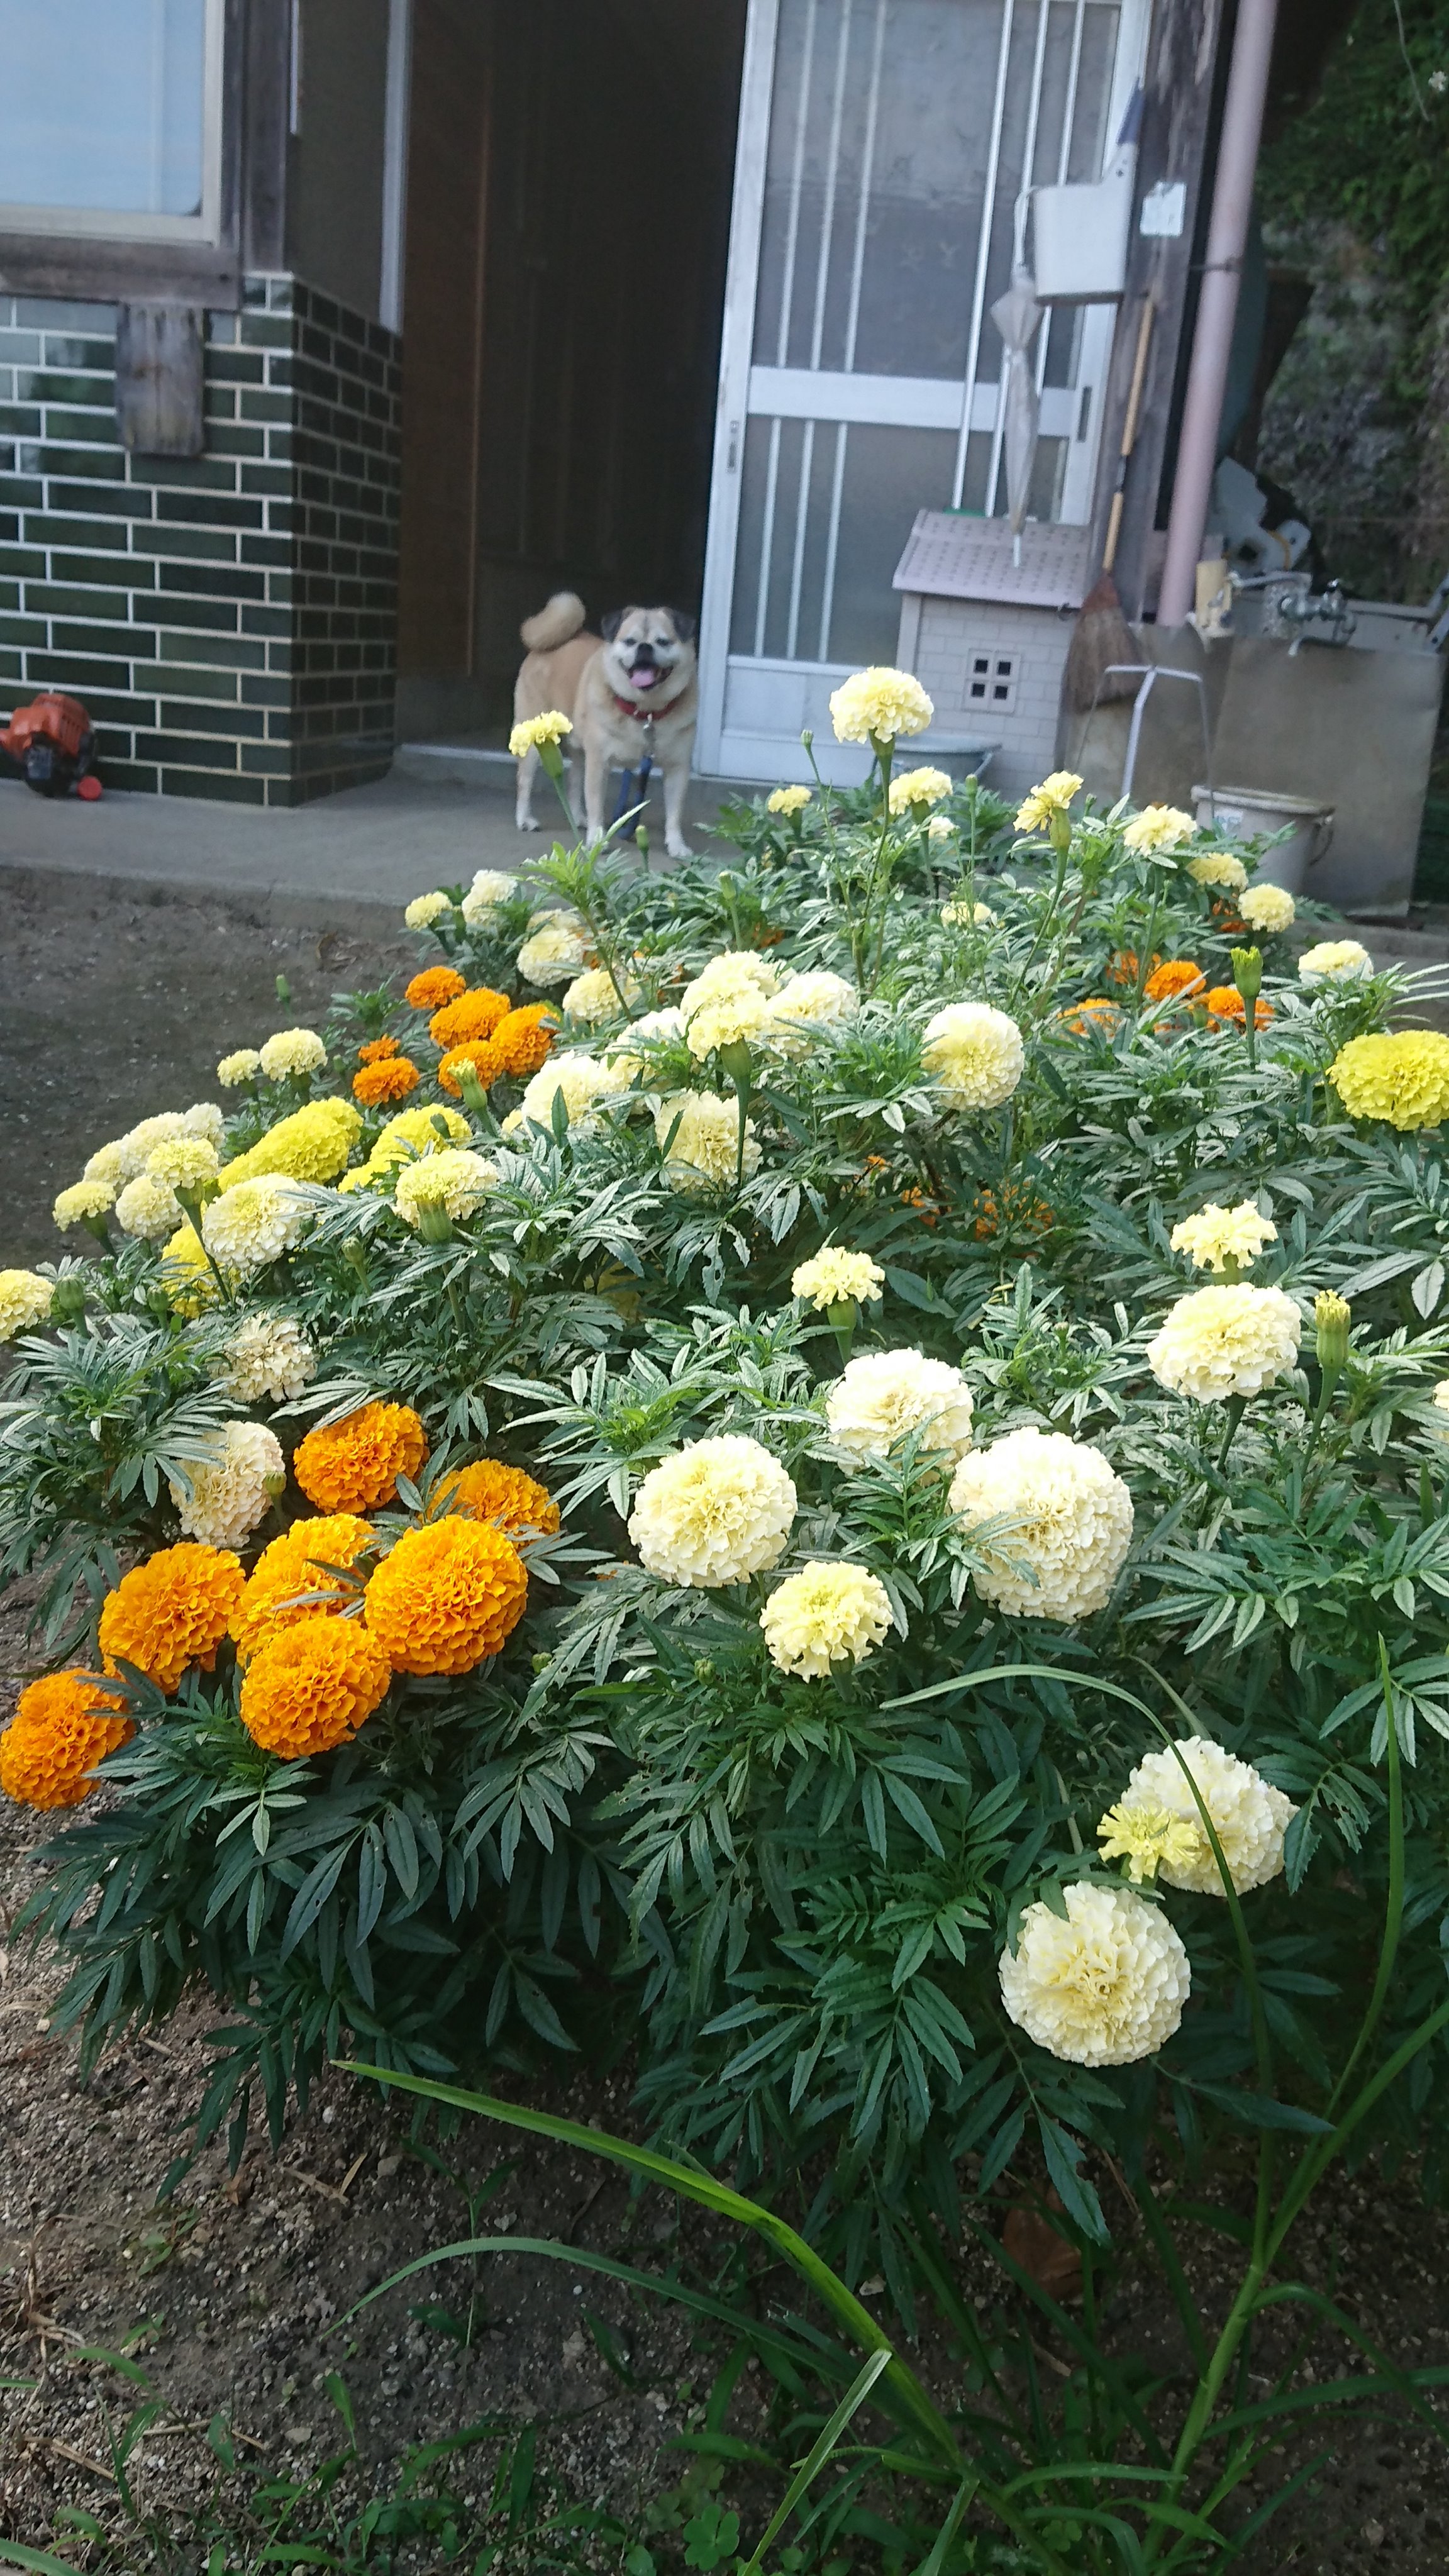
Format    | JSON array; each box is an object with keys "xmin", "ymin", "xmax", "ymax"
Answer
[{"xmin": 520, "ymin": 591, "xmax": 586, "ymax": 652}]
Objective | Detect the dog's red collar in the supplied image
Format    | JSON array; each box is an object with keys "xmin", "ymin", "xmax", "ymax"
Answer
[{"xmin": 613, "ymin": 691, "xmax": 660, "ymax": 723}]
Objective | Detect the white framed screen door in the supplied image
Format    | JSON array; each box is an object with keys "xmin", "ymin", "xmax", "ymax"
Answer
[{"xmin": 696, "ymin": 0, "xmax": 1149, "ymax": 782}]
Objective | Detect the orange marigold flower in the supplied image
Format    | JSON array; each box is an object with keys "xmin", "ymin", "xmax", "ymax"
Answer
[
  {"xmin": 364, "ymin": 1519, "xmax": 528, "ymax": 1675},
  {"xmin": 358, "ymin": 1036, "xmax": 401, "ymax": 1065},
  {"xmin": 405, "ymin": 967, "xmax": 466, "ymax": 1011},
  {"xmin": 1060, "ymin": 996, "xmax": 1119, "ymax": 1036},
  {"xmin": 230, "ymin": 1513, "xmax": 377, "ymax": 1665},
  {"xmin": 353, "ymin": 1056, "xmax": 421, "ymax": 1107},
  {"xmin": 0, "ymin": 1672, "xmax": 133, "ymax": 1811},
  {"xmin": 487, "ymin": 1003, "xmax": 558, "ymax": 1078},
  {"xmin": 428, "ymin": 1459, "xmax": 560, "ymax": 1536},
  {"xmin": 1144, "ymin": 960, "xmax": 1206, "ymax": 1003},
  {"xmin": 429, "ymin": 987, "xmax": 511, "ymax": 1050},
  {"xmin": 1205, "ymin": 985, "xmax": 1274, "ymax": 1030},
  {"xmin": 98, "ymin": 1543, "xmax": 245, "ymax": 1693},
  {"xmin": 239, "ymin": 1615, "xmax": 392, "ymax": 1758},
  {"xmin": 973, "ymin": 1180, "xmax": 1053, "ymax": 1241},
  {"xmin": 293, "ymin": 1403, "xmax": 429, "ymax": 1514},
  {"xmin": 1108, "ymin": 950, "xmax": 1163, "ymax": 987},
  {"xmin": 437, "ymin": 1041, "xmax": 501, "ymax": 1097},
  {"xmin": 900, "ymin": 1185, "xmax": 939, "ymax": 1229}
]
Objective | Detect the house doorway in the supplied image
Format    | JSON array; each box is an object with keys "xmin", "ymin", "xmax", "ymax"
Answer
[{"xmin": 396, "ymin": 0, "xmax": 749, "ymax": 745}]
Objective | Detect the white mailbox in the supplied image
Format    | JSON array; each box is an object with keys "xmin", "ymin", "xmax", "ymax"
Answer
[{"xmin": 1030, "ymin": 143, "xmax": 1138, "ymax": 303}]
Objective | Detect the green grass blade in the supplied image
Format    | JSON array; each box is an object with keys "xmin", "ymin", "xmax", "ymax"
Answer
[{"xmin": 737, "ymin": 2348, "xmax": 893, "ymax": 2573}]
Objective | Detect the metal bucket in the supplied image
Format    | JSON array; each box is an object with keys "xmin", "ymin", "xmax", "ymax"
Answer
[{"xmin": 1191, "ymin": 783, "xmax": 1335, "ymax": 893}]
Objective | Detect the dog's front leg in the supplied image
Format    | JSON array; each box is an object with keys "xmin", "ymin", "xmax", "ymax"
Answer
[
  {"xmin": 582, "ymin": 742, "xmax": 609, "ymax": 847},
  {"xmin": 515, "ymin": 746, "xmax": 540, "ymax": 831},
  {"xmin": 662, "ymin": 757, "xmax": 694, "ymax": 861}
]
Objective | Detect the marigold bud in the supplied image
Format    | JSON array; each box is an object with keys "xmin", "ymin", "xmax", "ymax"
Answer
[
  {"xmin": 1314, "ymin": 1291, "xmax": 1351, "ymax": 1370},
  {"xmin": 1231, "ymin": 945, "xmax": 1262, "ymax": 1004}
]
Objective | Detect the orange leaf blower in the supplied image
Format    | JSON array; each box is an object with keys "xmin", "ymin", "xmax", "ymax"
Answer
[{"xmin": 0, "ymin": 692, "xmax": 99, "ymax": 797}]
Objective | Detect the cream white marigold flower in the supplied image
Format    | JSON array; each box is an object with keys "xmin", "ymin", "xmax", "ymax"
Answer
[
  {"xmin": 681, "ymin": 950, "xmax": 782, "ymax": 1012},
  {"xmin": 889, "ymin": 765, "xmax": 953, "ymax": 814},
  {"xmin": 1239, "ymin": 882, "xmax": 1296, "ymax": 934},
  {"xmin": 949, "ymin": 1427, "xmax": 1133, "ymax": 1621},
  {"xmin": 1109, "ymin": 1738, "xmax": 1297, "ymax": 1896},
  {"xmin": 922, "ymin": 1001, "xmax": 1025, "ymax": 1110},
  {"xmin": 0, "ymin": 1270, "xmax": 53, "ymax": 1341},
  {"xmin": 115, "ymin": 1172, "xmax": 184, "ymax": 1243},
  {"xmin": 259, "ymin": 1027, "xmax": 327, "ymax": 1081},
  {"xmin": 1169, "ymin": 1201, "xmax": 1277, "ymax": 1274},
  {"xmin": 826, "ymin": 1348, "xmax": 974, "ymax": 1462},
  {"xmin": 792, "ymin": 1247, "xmax": 884, "ymax": 1311},
  {"xmin": 767, "ymin": 785, "xmax": 811, "ymax": 816},
  {"xmin": 218, "ymin": 1047, "xmax": 263, "ymax": 1087},
  {"xmin": 829, "ymin": 666, "xmax": 933, "ymax": 746},
  {"xmin": 518, "ymin": 1053, "xmax": 630, "ymax": 1133},
  {"xmin": 655, "ymin": 1091, "xmax": 762, "ymax": 1192},
  {"xmin": 1187, "ymin": 853, "xmax": 1248, "ymax": 893},
  {"xmin": 940, "ymin": 899, "xmax": 994, "ymax": 926},
  {"xmin": 183, "ymin": 1102, "xmax": 226, "ymax": 1150},
  {"xmin": 461, "ymin": 868, "xmax": 518, "ymax": 921},
  {"xmin": 404, "ymin": 891, "xmax": 455, "ymax": 929},
  {"xmin": 563, "ymin": 965, "xmax": 638, "ymax": 1026},
  {"xmin": 115, "ymin": 1112, "xmax": 188, "ymax": 1181},
  {"xmin": 509, "ymin": 709, "xmax": 572, "ymax": 757},
  {"xmin": 1148, "ymin": 1284, "xmax": 1301, "ymax": 1404},
  {"xmin": 760, "ymin": 1560, "xmax": 892, "ymax": 1678},
  {"xmin": 1016, "ymin": 771, "xmax": 1083, "ymax": 833},
  {"xmin": 1123, "ymin": 803, "xmax": 1197, "ymax": 856},
  {"xmin": 202, "ymin": 1176, "xmax": 310, "ymax": 1275},
  {"xmin": 1000, "ymin": 1881, "xmax": 1190, "ymax": 2066},
  {"xmin": 1299, "ymin": 938, "xmax": 1372, "ymax": 987},
  {"xmin": 605, "ymin": 1006, "xmax": 686, "ymax": 1082},
  {"xmin": 221, "ymin": 1313, "xmax": 317, "ymax": 1405},
  {"xmin": 53, "ymin": 1178, "xmax": 115, "ymax": 1230},
  {"xmin": 147, "ymin": 1135, "xmax": 221, "ymax": 1193},
  {"xmin": 83, "ymin": 1140, "xmax": 126, "ymax": 1187},
  {"xmin": 764, "ymin": 971, "xmax": 858, "ymax": 1052},
  {"xmin": 169, "ymin": 1419, "xmax": 286, "ymax": 1551},
  {"xmin": 629, "ymin": 1433, "xmax": 797, "ymax": 1587},
  {"xmin": 393, "ymin": 1146, "xmax": 497, "ymax": 1227},
  {"xmin": 516, "ymin": 916, "xmax": 592, "ymax": 987},
  {"xmin": 685, "ymin": 983, "xmax": 775, "ymax": 1058}
]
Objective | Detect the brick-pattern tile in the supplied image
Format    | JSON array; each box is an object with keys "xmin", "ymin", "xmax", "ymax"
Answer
[
  {"xmin": 913, "ymin": 596, "xmax": 1072, "ymax": 799},
  {"xmin": 0, "ymin": 278, "xmax": 400, "ymax": 807}
]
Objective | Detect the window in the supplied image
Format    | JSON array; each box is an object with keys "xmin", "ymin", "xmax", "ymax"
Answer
[
  {"xmin": 968, "ymin": 652, "xmax": 1018, "ymax": 714},
  {"xmin": 0, "ymin": 0, "xmax": 223, "ymax": 240}
]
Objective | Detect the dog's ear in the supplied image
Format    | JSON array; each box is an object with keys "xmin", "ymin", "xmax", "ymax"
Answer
[
  {"xmin": 599, "ymin": 608, "xmax": 625, "ymax": 641},
  {"xmin": 668, "ymin": 609, "xmax": 697, "ymax": 643}
]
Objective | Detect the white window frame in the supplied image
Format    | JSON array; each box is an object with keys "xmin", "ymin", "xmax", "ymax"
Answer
[{"xmin": 0, "ymin": 0, "xmax": 226, "ymax": 244}]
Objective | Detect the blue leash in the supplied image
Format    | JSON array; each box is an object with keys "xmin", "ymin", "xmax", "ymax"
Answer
[{"xmin": 611, "ymin": 752, "xmax": 653, "ymax": 828}]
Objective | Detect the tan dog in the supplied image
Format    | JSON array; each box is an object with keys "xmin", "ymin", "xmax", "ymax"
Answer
[{"xmin": 513, "ymin": 591, "xmax": 698, "ymax": 859}]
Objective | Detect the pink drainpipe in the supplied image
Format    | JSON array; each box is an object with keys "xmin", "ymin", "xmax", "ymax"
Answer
[{"xmin": 1157, "ymin": 0, "xmax": 1281, "ymax": 628}]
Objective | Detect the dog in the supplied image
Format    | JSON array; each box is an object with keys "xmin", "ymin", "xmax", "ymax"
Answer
[{"xmin": 513, "ymin": 591, "xmax": 698, "ymax": 859}]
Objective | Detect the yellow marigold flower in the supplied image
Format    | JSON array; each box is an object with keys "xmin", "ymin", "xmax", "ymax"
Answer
[
  {"xmin": 218, "ymin": 1048, "xmax": 263, "ymax": 1087},
  {"xmin": 564, "ymin": 965, "xmax": 638, "ymax": 1026},
  {"xmin": 428, "ymin": 986, "xmax": 511, "ymax": 1050},
  {"xmin": 1122, "ymin": 803, "xmax": 1197, "ymax": 855},
  {"xmin": 147, "ymin": 1134, "xmax": 220, "ymax": 1193},
  {"xmin": 949, "ymin": 1427, "xmax": 1134, "ymax": 1622},
  {"xmin": 630, "ymin": 1434, "xmax": 796, "ymax": 1588},
  {"xmin": 1299, "ymin": 938, "xmax": 1372, "ymax": 987},
  {"xmin": 160, "ymin": 1223, "xmax": 219, "ymax": 1314},
  {"xmin": 99, "ymin": 1543, "xmax": 245, "ymax": 1693},
  {"xmin": 921, "ymin": 1001, "xmax": 1025, "ymax": 1109},
  {"xmin": 681, "ymin": 951, "xmax": 782, "ymax": 1015},
  {"xmin": 516, "ymin": 917, "xmax": 591, "ymax": 986},
  {"xmin": 54, "ymin": 1179, "xmax": 115, "ymax": 1231},
  {"xmin": 829, "ymin": 665, "xmax": 934, "ymax": 745},
  {"xmin": 767, "ymin": 785, "xmax": 811, "ymax": 816},
  {"xmin": 0, "ymin": 1270, "xmax": 54, "ymax": 1340},
  {"xmin": 826, "ymin": 1348, "xmax": 974, "ymax": 1462},
  {"xmin": 888, "ymin": 765, "xmax": 953, "ymax": 814},
  {"xmin": 1111, "ymin": 1739, "xmax": 1297, "ymax": 1896},
  {"xmin": 239, "ymin": 1616, "xmax": 392, "ymax": 1757},
  {"xmin": 169, "ymin": 1421, "xmax": 286, "ymax": 1552},
  {"xmin": 791, "ymin": 1247, "xmax": 885, "ymax": 1310},
  {"xmin": 364, "ymin": 1106, "xmax": 470, "ymax": 1175},
  {"xmin": 404, "ymin": 891, "xmax": 454, "ymax": 929},
  {"xmin": 654, "ymin": 1091, "xmax": 761, "ymax": 1192},
  {"xmin": 392, "ymin": 1146, "xmax": 497, "ymax": 1227},
  {"xmin": 685, "ymin": 984, "xmax": 774, "ymax": 1058},
  {"xmin": 1016, "ymin": 771, "xmax": 1083, "ymax": 833},
  {"xmin": 509, "ymin": 709, "xmax": 573, "ymax": 757},
  {"xmin": 1239, "ymin": 881, "xmax": 1296, "ymax": 934},
  {"xmin": 1328, "ymin": 1030, "xmax": 1449, "ymax": 1130},
  {"xmin": 0, "ymin": 1672, "xmax": 133, "ymax": 1811},
  {"xmin": 230, "ymin": 1513, "xmax": 377, "ymax": 1665},
  {"xmin": 999, "ymin": 1882, "xmax": 1189, "ymax": 2066},
  {"xmin": 760, "ymin": 1560, "xmax": 892, "ymax": 1678},
  {"xmin": 259, "ymin": 1027, "xmax": 327, "ymax": 1080},
  {"xmin": 202, "ymin": 1176, "xmax": 310, "ymax": 1274},
  {"xmin": 1187, "ymin": 853, "xmax": 1248, "ymax": 892},
  {"xmin": 365, "ymin": 1519, "xmax": 528, "ymax": 1674},
  {"xmin": 1169, "ymin": 1200, "xmax": 1277, "ymax": 1274},
  {"xmin": 294, "ymin": 1402, "xmax": 429, "ymax": 1514},
  {"xmin": 218, "ymin": 1097, "xmax": 362, "ymax": 1190},
  {"xmin": 428, "ymin": 1460, "xmax": 560, "ymax": 1536},
  {"xmin": 406, "ymin": 965, "xmax": 466, "ymax": 1011},
  {"xmin": 1097, "ymin": 1801, "xmax": 1203, "ymax": 1884},
  {"xmin": 1147, "ymin": 1284, "xmax": 1301, "ymax": 1404}
]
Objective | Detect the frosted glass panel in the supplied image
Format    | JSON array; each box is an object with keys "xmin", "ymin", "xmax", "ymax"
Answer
[{"xmin": 0, "ymin": 0, "xmax": 207, "ymax": 216}]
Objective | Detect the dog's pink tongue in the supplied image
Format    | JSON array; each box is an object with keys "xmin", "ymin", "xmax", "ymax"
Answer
[{"xmin": 630, "ymin": 664, "xmax": 658, "ymax": 690}]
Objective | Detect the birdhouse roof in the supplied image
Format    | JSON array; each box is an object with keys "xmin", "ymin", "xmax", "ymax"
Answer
[{"xmin": 893, "ymin": 511, "xmax": 1094, "ymax": 609}]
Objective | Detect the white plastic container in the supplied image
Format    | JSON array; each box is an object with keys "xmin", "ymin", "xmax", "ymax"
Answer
[
  {"xmin": 1192, "ymin": 784, "xmax": 1335, "ymax": 893},
  {"xmin": 1030, "ymin": 148, "xmax": 1136, "ymax": 302}
]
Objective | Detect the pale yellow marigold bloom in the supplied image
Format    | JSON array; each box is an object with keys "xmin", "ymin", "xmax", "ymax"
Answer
[
  {"xmin": 1122, "ymin": 803, "xmax": 1197, "ymax": 856},
  {"xmin": 259, "ymin": 1027, "xmax": 328, "ymax": 1080},
  {"xmin": 763, "ymin": 971, "xmax": 858, "ymax": 1052},
  {"xmin": 1238, "ymin": 881, "xmax": 1296, "ymax": 934},
  {"xmin": 829, "ymin": 665, "xmax": 934, "ymax": 745},
  {"xmin": 999, "ymin": 1880, "xmax": 1190, "ymax": 2066},
  {"xmin": 461, "ymin": 869, "xmax": 518, "ymax": 919},
  {"xmin": 184, "ymin": 1102, "xmax": 226, "ymax": 1150},
  {"xmin": 1298, "ymin": 938, "xmax": 1372, "ymax": 987},
  {"xmin": 889, "ymin": 765, "xmax": 953, "ymax": 814},
  {"xmin": 114, "ymin": 1112, "xmax": 187, "ymax": 1181},
  {"xmin": 792, "ymin": 1247, "xmax": 885, "ymax": 1311},
  {"xmin": 84, "ymin": 1140, "xmax": 126, "ymax": 1187},
  {"xmin": 921, "ymin": 1001, "xmax": 1025, "ymax": 1110},
  {"xmin": 364, "ymin": 1105, "xmax": 470, "ymax": 1174},
  {"xmin": 1015, "ymin": 771, "xmax": 1083, "ymax": 833},
  {"xmin": 1147, "ymin": 1284, "xmax": 1301, "ymax": 1403},
  {"xmin": 220, "ymin": 1313, "xmax": 317, "ymax": 1404},
  {"xmin": 518, "ymin": 1054, "xmax": 630, "ymax": 1133},
  {"xmin": 629, "ymin": 1433, "xmax": 797, "ymax": 1587},
  {"xmin": 202, "ymin": 1176, "xmax": 310, "ymax": 1275},
  {"xmin": 655, "ymin": 1092, "xmax": 762, "ymax": 1192},
  {"xmin": 685, "ymin": 983, "xmax": 775, "ymax": 1058},
  {"xmin": 928, "ymin": 814, "xmax": 955, "ymax": 844},
  {"xmin": 1169, "ymin": 1200, "xmax": 1277, "ymax": 1274},
  {"xmin": 393, "ymin": 1146, "xmax": 497, "ymax": 1226},
  {"xmin": 509, "ymin": 709, "xmax": 573, "ymax": 756},
  {"xmin": 0, "ymin": 1270, "xmax": 53, "ymax": 1340},
  {"xmin": 1110, "ymin": 1738, "xmax": 1297, "ymax": 1897},
  {"xmin": 53, "ymin": 1179, "xmax": 115, "ymax": 1229},
  {"xmin": 1187, "ymin": 853, "xmax": 1248, "ymax": 892},
  {"xmin": 114, "ymin": 1172, "xmax": 184, "ymax": 1243},
  {"xmin": 767, "ymin": 785, "xmax": 811, "ymax": 816},
  {"xmin": 404, "ymin": 891, "xmax": 454, "ymax": 929},
  {"xmin": 826, "ymin": 1347, "xmax": 974, "ymax": 1462},
  {"xmin": 1328, "ymin": 1030, "xmax": 1449, "ymax": 1130},
  {"xmin": 563, "ymin": 965, "xmax": 638, "ymax": 1026},
  {"xmin": 680, "ymin": 950, "xmax": 782, "ymax": 1012},
  {"xmin": 604, "ymin": 1006, "xmax": 686, "ymax": 1082},
  {"xmin": 760, "ymin": 1560, "xmax": 892, "ymax": 1678},
  {"xmin": 516, "ymin": 916, "xmax": 591, "ymax": 987},
  {"xmin": 147, "ymin": 1135, "xmax": 221, "ymax": 1193},
  {"xmin": 1097, "ymin": 1802, "xmax": 1203, "ymax": 1885},
  {"xmin": 940, "ymin": 900, "xmax": 994, "ymax": 927},
  {"xmin": 169, "ymin": 1419, "xmax": 286, "ymax": 1552},
  {"xmin": 949, "ymin": 1427, "xmax": 1134, "ymax": 1621},
  {"xmin": 218, "ymin": 1048, "xmax": 263, "ymax": 1087}
]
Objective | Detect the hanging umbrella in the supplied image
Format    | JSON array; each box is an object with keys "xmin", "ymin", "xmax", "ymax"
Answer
[{"xmin": 991, "ymin": 197, "xmax": 1044, "ymax": 564}]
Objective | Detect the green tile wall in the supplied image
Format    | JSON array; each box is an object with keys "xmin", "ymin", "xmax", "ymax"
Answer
[{"xmin": 0, "ymin": 278, "xmax": 401, "ymax": 806}]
